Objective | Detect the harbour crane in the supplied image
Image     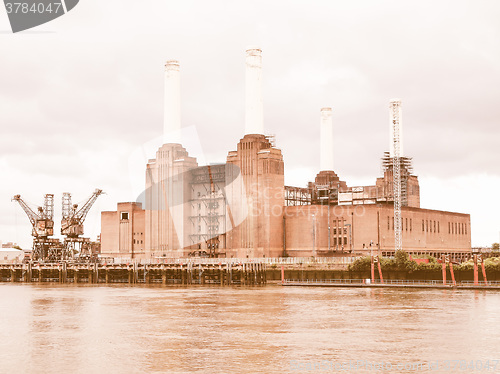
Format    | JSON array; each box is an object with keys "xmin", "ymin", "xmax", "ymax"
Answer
[
  {"xmin": 12, "ymin": 194, "xmax": 54, "ymax": 238},
  {"xmin": 12, "ymin": 194, "xmax": 63, "ymax": 261},
  {"xmin": 61, "ymin": 189, "xmax": 103, "ymax": 260}
]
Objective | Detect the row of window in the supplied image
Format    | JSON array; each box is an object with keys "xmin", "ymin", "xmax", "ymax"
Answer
[
  {"xmin": 133, "ymin": 239, "xmax": 143, "ymax": 244},
  {"xmin": 421, "ymin": 219, "xmax": 439, "ymax": 233},
  {"xmin": 387, "ymin": 217, "xmax": 414, "ymax": 232},
  {"xmin": 332, "ymin": 227, "xmax": 348, "ymax": 235},
  {"xmin": 449, "ymin": 221, "xmax": 467, "ymax": 235},
  {"xmin": 386, "ymin": 216, "xmax": 467, "ymax": 236},
  {"xmin": 332, "ymin": 237, "xmax": 348, "ymax": 246}
]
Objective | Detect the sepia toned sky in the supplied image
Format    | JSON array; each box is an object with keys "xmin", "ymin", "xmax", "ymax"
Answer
[{"xmin": 1, "ymin": 0, "xmax": 499, "ymax": 248}]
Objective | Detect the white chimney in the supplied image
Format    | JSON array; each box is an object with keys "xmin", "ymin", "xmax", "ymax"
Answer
[
  {"xmin": 320, "ymin": 107, "xmax": 334, "ymax": 171},
  {"xmin": 163, "ymin": 60, "xmax": 181, "ymax": 144},
  {"xmin": 245, "ymin": 47, "xmax": 264, "ymax": 135},
  {"xmin": 389, "ymin": 98, "xmax": 403, "ymax": 157}
]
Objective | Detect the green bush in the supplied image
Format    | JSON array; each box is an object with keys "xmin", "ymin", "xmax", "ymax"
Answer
[
  {"xmin": 349, "ymin": 256, "xmax": 371, "ymax": 271},
  {"xmin": 485, "ymin": 257, "xmax": 500, "ymax": 271}
]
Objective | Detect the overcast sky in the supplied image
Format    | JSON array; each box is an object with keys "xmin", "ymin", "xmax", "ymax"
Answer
[{"xmin": 1, "ymin": 0, "xmax": 499, "ymax": 248}]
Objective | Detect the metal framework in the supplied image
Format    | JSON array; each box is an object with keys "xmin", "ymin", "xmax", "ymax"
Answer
[
  {"xmin": 11, "ymin": 194, "xmax": 63, "ymax": 261},
  {"xmin": 189, "ymin": 165, "xmax": 227, "ymax": 257},
  {"xmin": 381, "ymin": 152, "xmax": 413, "ymax": 206},
  {"xmin": 390, "ymin": 99, "xmax": 403, "ymax": 251},
  {"xmin": 61, "ymin": 189, "xmax": 103, "ymax": 260},
  {"xmin": 284, "ymin": 186, "xmax": 312, "ymax": 206}
]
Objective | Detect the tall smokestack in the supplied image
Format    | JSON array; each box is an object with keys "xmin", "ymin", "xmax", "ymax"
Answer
[
  {"xmin": 320, "ymin": 107, "xmax": 334, "ymax": 171},
  {"xmin": 163, "ymin": 60, "xmax": 181, "ymax": 144},
  {"xmin": 245, "ymin": 47, "xmax": 264, "ymax": 135},
  {"xmin": 389, "ymin": 98, "xmax": 403, "ymax": 157}
]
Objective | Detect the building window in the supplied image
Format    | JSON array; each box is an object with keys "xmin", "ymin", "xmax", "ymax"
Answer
[
  {"xmin": 465, "ymin": 224, "xmax": 467, "ymax": 235},
  {"xmin": 344, "ymin": 237, "xmax": 347, "ymax": 245},
  {"xmin": 133, "ymin": 239, "xmax": 136, "ymax": 244},
  {"xmin": 422, "ymin": 220, "xmax": 425, "ymax": 232},
  {"xmin": 410, "ymin": 219, "xmax": 412, "ymax": 232},
  {"xmin": 406, "ymin": 218, "xmax": 408, "ymax": 231},
  {"xmin": 448, "ymin": 222, "xmax": 450, "ymax": 234},
  {"xmin": 120, "ymin": 212, "xmax": 129, "ymax": 220},
  {"xmin": 438, "ymin": 221, "xmax": 440, "ymax": 233},
  {"xmin": 388, "ymin": 216, "xmax": 390, "ymax": 230},
  {"xmin": 434, "ymin": 221, "xmax": 436, "ymax": 233},
  {"xmin": 392, "ymin": 217, "xmax": 394, "ymax": 230}
]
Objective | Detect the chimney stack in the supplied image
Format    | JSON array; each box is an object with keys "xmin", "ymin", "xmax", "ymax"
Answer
[
  {"xmin": 163, "ymin": 60, "xmax": 181, "ymax": 144},
  {"xmin": 320, "ymin": 107, "xmax": 334, "ymax": 171},
  {"xmin": 389, "ymin": 98, "xmax": 403, "ymax": 157},
  {"xmin": 245, "ymin": 47, "xmax": 264, "ymax": 135}
]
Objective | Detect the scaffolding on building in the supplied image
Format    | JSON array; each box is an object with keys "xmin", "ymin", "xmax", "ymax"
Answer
[
  {"xmin": 189, "ymin": 165, "xmax": 227, "ymax": 257},
  {"xmin": 284, "ymin": 186, "xmax": 312, "ymax": 206},
  {"xmin": 380, "ymin": 152, "xmax": 414, "ymax": 207}
]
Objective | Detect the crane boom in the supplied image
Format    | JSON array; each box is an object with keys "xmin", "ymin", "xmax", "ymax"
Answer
[
  {"xmin": 12, "ymin": 194, "xmax": 54, "ymax": 238},
  {"xmin": 61, "ymin": 189, "xmax": 103, "ymax": 237},
  {"xmin": 12, "ymin": 195, "xmax": 39, "ymax": 226},
  {"xmin": 74, "ymin": 189, "xmax": 103, "ymax": 223}
]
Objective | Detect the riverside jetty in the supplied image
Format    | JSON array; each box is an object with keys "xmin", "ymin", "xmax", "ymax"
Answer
[{"xmin": 0, "ymin": 261, "xmax": 266, "ymax": 285}]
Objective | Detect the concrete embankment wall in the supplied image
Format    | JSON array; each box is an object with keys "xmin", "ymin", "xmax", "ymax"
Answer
[{"xmin": 266, "ymin": 268, "xmax": 500, "ymax": 282}]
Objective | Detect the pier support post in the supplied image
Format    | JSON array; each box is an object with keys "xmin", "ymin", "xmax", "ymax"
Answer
[
  {"xmin": 162, "ymin": 269, "xmax": 167, "ymax": 285},
  {"xmin": 88, "ymin": 266, "xmax": 93, "ymax": 284},
  {"xmin": 473, "ymin": 255, "xmax": 479, "ymax": 285},
  {"xmin": 62, "ymin": 263, "xmax": 67, "ymax": 283},
  {"xmin": 27, "ymin": 263, "xmax": 32, "ymax": 283},
  {"xmin": 441, "ymin": 255, "xmax": 447, "ymax": 285},
  {"xmin": 449, "ymin": 262, "xmax": 456, "ymax": 286},
  {"xmin": 480, "ymin": 255, "xmax": 488, "ymax": 286},
  {"xmin": 10, "ymin": 268, "xmax": 16, "ymax": 283},
  {"xmin": 371, "ymin": 256, "xmax": 375, "ymax": 283},
  {"xmin": 377, "ymin": 260, "xmax": 384, "ymax": 284},
  {"xmin": 74, "ymin": 269, "xmax": 79, "ymax": 284},
  {"xmin": 128, "ymin": 268, "xmax": 134, "ymax": 284}
]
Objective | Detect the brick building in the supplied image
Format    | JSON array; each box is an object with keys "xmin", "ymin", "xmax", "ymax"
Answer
[{"xmin": 100, "ymin": 48, "xmax": 471, "ymax": 259}]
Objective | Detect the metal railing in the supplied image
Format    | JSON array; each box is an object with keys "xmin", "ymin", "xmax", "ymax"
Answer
[
  {"xmin": 283, "ymin": 279, "xmax": 500, "ymax": 287},
  {"xmin": 107, "ymin": 256, "xmax": 359, "ymax": 266}
]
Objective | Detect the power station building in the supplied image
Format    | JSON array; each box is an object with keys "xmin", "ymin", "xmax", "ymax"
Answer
[{"xmin": 101, "ymin": 48, "xmax": 471, "ymax": 260}]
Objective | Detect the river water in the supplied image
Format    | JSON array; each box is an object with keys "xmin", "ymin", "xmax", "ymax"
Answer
[{"xmin": 0, "ymin": 284, "xmax": 499, "ymax": 373}]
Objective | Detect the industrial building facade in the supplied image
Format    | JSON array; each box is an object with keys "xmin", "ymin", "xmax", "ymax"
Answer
[{"xmin": 100, "ymin": 48, "xmax": 471, "ymax": 259}]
